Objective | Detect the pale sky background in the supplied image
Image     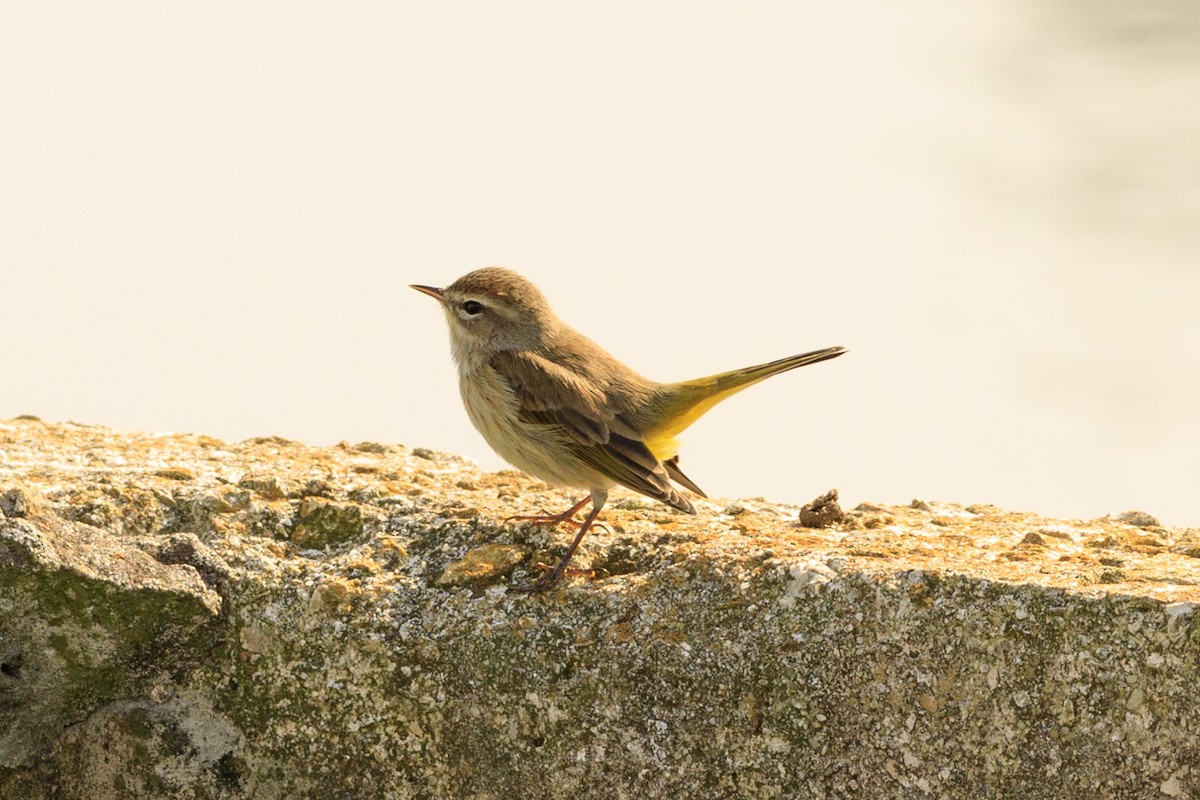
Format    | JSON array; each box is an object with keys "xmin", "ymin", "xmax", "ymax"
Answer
[{"xmin": 3, "ymin": 3, "xmax": 1197, "ymax": 525}]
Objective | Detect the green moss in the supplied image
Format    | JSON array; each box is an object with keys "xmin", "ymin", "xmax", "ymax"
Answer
[
  {"xmin": 124, "ymin": 706, "xmax": 153, "ymax": 739},
  {"xmin": 290, "ymin": 499, "xmax": 366, "ymax": 548},
  {"xmin": 2, "ymin": 561, "xmax": 219, "ymax": 715}
]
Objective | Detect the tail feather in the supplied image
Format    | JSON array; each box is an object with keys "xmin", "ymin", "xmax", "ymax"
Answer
[
  {"xmin": 663, "ymin": 455, "xmax": 707, "ymax": 498},
  {"xmin": 643, "ymin": 346, "xmax": 847, "ymax": 458},
  {"xmin": 705, "ymin": 346, "xmax": 847, "ymax": 394}
]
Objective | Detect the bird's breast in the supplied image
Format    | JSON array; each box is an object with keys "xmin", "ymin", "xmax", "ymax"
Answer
[{"xmin": 457, "ymin": 364, "xmax": 601, "ymax": 490}]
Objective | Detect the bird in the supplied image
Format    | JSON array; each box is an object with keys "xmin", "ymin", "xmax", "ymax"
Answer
[{"xmin": 411, "ymin": 267, "xmax": 846, "ymax": 591}]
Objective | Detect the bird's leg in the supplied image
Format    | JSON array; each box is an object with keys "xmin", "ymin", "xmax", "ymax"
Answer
[
  {"xmin": 505, "ymin": 496, "xmax": 592, "ymax": 529},
  {"xmin": 511, "ymin": 499, "xmax": 605, "ymax": 593}
]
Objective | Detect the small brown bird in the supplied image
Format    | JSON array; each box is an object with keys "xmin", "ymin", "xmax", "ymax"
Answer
[{"xmin": 412, "ymin": 268, "xmax": 845, "ymax": 591}]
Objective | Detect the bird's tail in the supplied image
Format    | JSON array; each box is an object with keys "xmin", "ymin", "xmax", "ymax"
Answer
[{"xmin": 642, "ymin": 346, "xmax": 846, "ymax": 460}]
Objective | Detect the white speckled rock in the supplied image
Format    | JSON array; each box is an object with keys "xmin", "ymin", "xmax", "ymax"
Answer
[{"xmin": 2, "ymin": 417, "xmax": 1199, "ymax": 799}]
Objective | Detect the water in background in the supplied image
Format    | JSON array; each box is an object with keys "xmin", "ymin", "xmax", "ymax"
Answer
[{"xmin": 922, "ymin": 1, "xmax": 1200, "ymax": 524}]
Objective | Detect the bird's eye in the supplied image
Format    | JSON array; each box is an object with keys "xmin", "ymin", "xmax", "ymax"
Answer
[{"xmin": 462, "ymin": 300, "xmax": 484, "ymax": 315}]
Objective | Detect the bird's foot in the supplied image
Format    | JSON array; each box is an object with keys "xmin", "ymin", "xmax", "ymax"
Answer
[
  {"xmin": 509, "ymin": 572, "xmax": 560, "ymax": 594},
  {"xmin": 510, "ymin": 561, "xmax": 591, "ymax": 593},
  {"xmin": 505, "ymin": 509, "xmax": 585, "ymax": 530},
  {"xmin": 505, "ymin": 513, "xmax": 610, "ymax": 537},
  {"xmin": 505, "ymin": 495, "xmax": 595, "ymax": 530},
  {"xmin": 507, "ymin": 496, "xmax": 604, "ymax": 593}
]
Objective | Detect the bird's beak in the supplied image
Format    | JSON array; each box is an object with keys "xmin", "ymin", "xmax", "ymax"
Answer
[{"xmin": 410, "ymin": 284, "xmax": 446, "ymax": 302}]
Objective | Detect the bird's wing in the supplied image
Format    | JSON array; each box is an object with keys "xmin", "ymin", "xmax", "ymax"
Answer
[{"xmin": 491, "ymin": 350, "xmax": 696, "ymax": 513}]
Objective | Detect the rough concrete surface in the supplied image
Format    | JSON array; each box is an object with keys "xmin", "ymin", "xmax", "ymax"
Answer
[{"xmin": 1, "ymin": 417, "xmax": 1198, "ymax": 799}]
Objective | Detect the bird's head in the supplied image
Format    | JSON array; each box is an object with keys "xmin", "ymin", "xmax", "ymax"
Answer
[{"xmin": 411, "ymin": 267, "xmax": 555, "ymax": 369}]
